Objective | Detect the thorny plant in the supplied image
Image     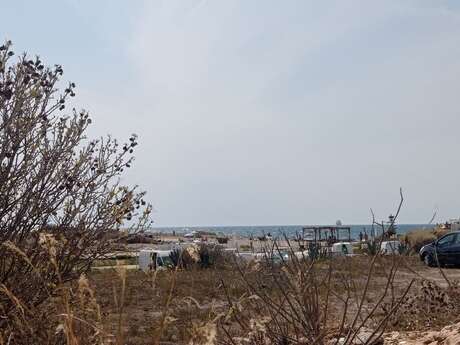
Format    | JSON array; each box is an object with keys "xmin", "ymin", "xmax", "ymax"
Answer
[
  {"xmin": 0, "ymin": 40, "xmax": 152, "ymax": 340},
  {"xmin": 218, "ymin": 190, "xmax": 415, "ymax": 345}
]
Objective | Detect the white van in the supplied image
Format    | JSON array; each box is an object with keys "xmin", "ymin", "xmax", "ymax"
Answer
[
  {"xmin": 331, "ymin": 242, "xmax": 353, "ymax": 256},
  {"xmin": 138, "ymin": 250, "xmax": 174, "ymax": 271},
  {"xmin": 380, "ymin": 241, "xmax": 401, "ymax": 255}
]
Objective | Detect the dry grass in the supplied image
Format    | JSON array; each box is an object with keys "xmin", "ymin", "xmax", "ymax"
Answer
[
  {"xmin": 402, "ymin": 228, "xmax": 449, "ymax": 254},
  {"xmin": 89, "ymin": 267, "xmax": 244, "ymax": 344},
  {"xmin": 2, "ymin": 241, "xmax": 460, "ymax": 345},
  {"xmin": 85, "ymin": 255, "xmax": 421, "ymax": 344}
]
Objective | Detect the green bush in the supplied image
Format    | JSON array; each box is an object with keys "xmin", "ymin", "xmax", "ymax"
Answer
[
  {"xmin": 366, "ymin": 240, "xmax": 379, "ymax": 256},
  {"xmin": 197, "ymin": 244, "xmax": 227, "ymax": 269},
  {"xmin": 307, "ymin": 242, "xmax": 328, "ymax": 260}
]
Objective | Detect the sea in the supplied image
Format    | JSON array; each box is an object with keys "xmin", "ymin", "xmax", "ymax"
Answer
[{"xmin": 149, "ymin": 224, "xmax": 434, "ymax": 240}]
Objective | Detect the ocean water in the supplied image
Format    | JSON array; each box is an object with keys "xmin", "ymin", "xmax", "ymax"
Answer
[{"xmin": 150, "ymin": 224, "xmax": 434, "ymax": 240}]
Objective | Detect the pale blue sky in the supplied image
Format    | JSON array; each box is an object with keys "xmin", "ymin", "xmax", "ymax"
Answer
[{"xmin": 3, "ymin": 1, "xmax": 460, "ymax": 226}]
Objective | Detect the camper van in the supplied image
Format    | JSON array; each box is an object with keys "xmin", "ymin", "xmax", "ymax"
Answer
[
  {"xmin": 380, "ymin": 241, "xmax": 401, "ymax": 255},
  {"xmin": 330, "ymin": 242, "xmax": 353, "ymax": 256},
  {"xmin": 138, "ymin": 250, "xmax": 174, "ymax": 271}
]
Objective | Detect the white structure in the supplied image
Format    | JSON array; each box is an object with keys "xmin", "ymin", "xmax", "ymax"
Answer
[
  {"xmin": 331, "ymin": 242, "xmax": 353, "ymax": 256},
  {"xmin": 236, "ymin": 252, "xmax": 255, "ymax": 261},
  {"xmin": 303, "ymin": 229, "xmax": 314, "ymax": 241},
  {"xmin": 138, "ymin": 250, "xmax": 173, "ymax": 271},
  {"xmin": 292, "ymin": 250, "xmax": 310, "ymax": 259},
  {"xmin": 380, "ymin": 241, "xmax": 401, "ymax": 255},
  {"xmin": 184, "ymin": 230, "xmax": 198, "ymax": 238},
  {"xmin": 252, "ymin": 252, "xmax": 289, "ymax": 262},
  {"xmin": 449, "ymin": 219, "xmax": 460, "ymax": 231}
]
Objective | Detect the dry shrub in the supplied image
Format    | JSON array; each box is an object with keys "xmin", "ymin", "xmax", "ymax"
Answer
[
  {"xmin": 0, "ymin": 236, "xmax": 120, "ymax": 345},
  {"xmin": 385, "ymin": 279, "xmax": 460, "ymax": 331},
  {"xmin": 218, "ymin": 241, "xmax": 414, "ymax": 345},
  {"xmin": 0, "ymin": 248, "xmax": 424, "ymax": 345},
  {"xmin": 433, "ymin": 228, "xmax": 450, "ymax": 238},
  {"xmin": 0, "ymin": 271, "xmax": 112, "ymax": 345},
  {"xmin": 403, "ymin": 230, "xmax": 436, "ymax": 253},
  {"xmin": 188, "ymin": 322, "xmax": 218, "ymax": 345},
  {"xmin": 85, "ymin": 262, "xmax": 246, "ymax": 345},
  {"xmin": 403, "ymin": 228, "xmax": 449, "ymax": 254},
  {"xmin": 172, "ymin": 244, "xmax": 233, "ymax": 270},
  {"xmin": 0, "ymin": 41, "xmax": 151, "ymax": 343},
  {"xmin": 197, "ymin": 244, "xmax": 231, "ymax": 269}
]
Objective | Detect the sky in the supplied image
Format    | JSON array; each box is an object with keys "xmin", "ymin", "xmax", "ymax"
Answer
[{"xmin": 2, "ymin": 0, "xmax": 460, "ymax": 227}]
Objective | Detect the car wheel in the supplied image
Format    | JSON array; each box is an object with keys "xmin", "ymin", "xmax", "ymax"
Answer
[{"xmin": 424, "ymin": 253, "xmax": 435, "ymax": 267}]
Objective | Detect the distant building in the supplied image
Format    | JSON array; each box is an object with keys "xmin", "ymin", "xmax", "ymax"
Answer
[
  {"xmin": 449, "ymin": 219, "xmax": 460, "ymax": 231},
  {"xmin": 438, "ymin": 219, "xmax": 460, "ymax": 231},
  {"xmin": 386, "ymin": 214, "xmax": 397, "ymax": 237}
]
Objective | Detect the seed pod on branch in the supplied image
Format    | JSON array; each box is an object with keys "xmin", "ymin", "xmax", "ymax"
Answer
[{"xmin": 0, "ymin": 41, "xmax": 152, "ymax": 322}]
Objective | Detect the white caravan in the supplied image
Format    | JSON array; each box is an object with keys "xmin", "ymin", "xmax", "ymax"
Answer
[{"xmin": 138, "ymin": 250, "xmax": 174, "ymax": 271}]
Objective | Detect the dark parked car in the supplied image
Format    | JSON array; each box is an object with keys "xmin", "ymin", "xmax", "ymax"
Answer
[{"xmin": 419, "ymin": 231, "xmax": 460, "ymax": 267}]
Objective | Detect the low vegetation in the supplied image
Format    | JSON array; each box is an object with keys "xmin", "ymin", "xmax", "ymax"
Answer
[
  {"xmin": 402, "ymin": 227, "xmax": 449, "ymax": 254},
  {"xmin": 5, "ymin": 235, "xmax": 460, "ymax": 344}
]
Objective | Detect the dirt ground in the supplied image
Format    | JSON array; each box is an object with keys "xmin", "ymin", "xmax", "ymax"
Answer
[
  {"xmin": 394, "ymin": 260, "xmax": 460, "ymax": 286},
  {"xmin": 87, "ymin": 256, "xmax": 460, "ymax": 344}
]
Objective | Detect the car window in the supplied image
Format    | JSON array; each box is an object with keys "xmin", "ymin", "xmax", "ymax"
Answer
[
  {"xmin": 453, "ymin": 234, "xmax": 460, "ymax": 244},
  {"xmin": 438, "ymin": 234, "xmax": 455, "ymax": 247}
]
